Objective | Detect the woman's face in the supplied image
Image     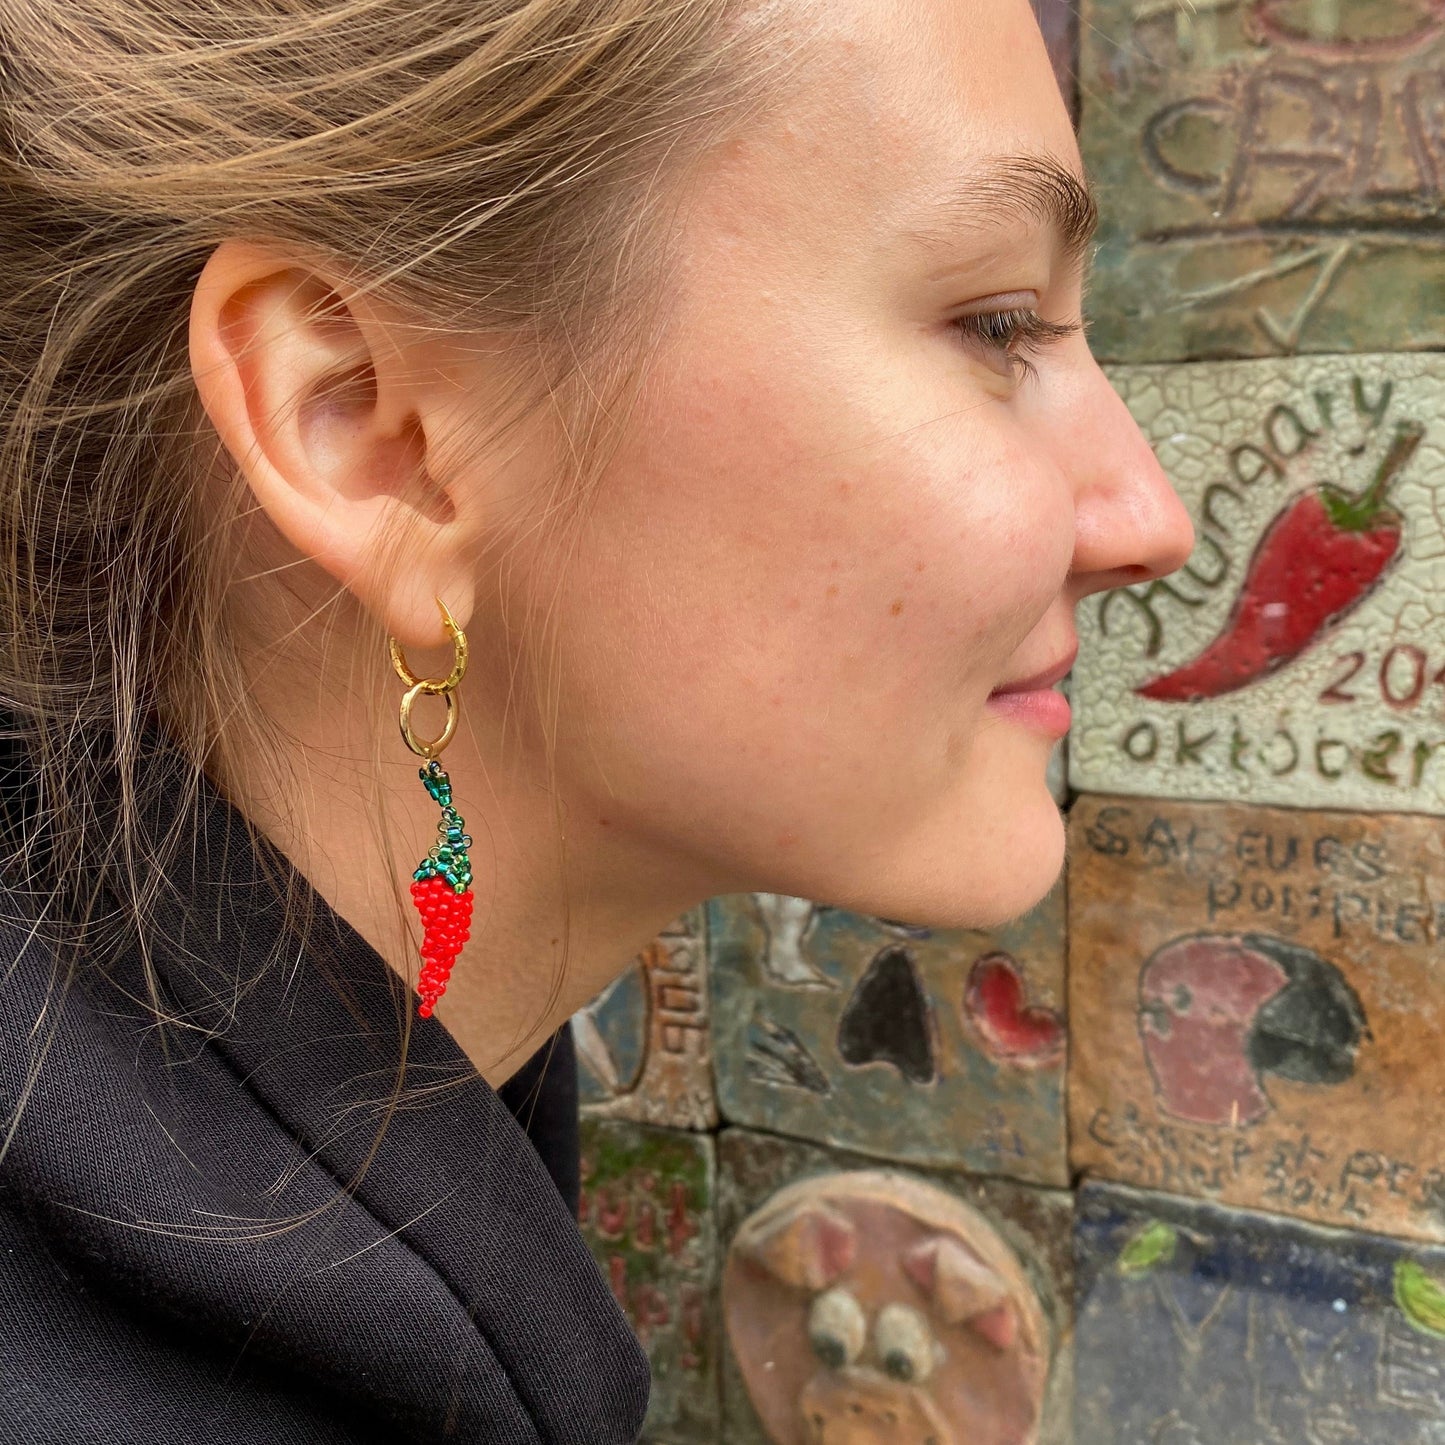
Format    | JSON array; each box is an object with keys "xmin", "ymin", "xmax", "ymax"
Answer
[{"xmin": 494, "ymin": 0, "xmax": 1194, "ymax": 929}]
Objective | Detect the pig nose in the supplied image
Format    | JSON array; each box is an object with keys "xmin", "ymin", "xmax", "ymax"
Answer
[{"xmin": 806, "ymin": 1397, "xmax": 942, "ymax": 1445}]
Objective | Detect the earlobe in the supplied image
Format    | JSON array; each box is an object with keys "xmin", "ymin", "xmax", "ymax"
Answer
[{"xmin": 187, "ymin": 240, "xmax": 473, "ymax": 644}]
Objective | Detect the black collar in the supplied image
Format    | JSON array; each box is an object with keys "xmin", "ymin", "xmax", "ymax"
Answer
[{"xmin": 7, "ymin": 727, "xmax": 649, "ymax": 1443}]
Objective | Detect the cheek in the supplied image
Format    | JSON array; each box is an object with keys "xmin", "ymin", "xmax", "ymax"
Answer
[
  {"xmin": 940, "ymin": 440, "xmax": 1074, "ymax": 655},
  {"xmin": 555, "ymin": 355, "xmax": 1068, "ymax": 789}
]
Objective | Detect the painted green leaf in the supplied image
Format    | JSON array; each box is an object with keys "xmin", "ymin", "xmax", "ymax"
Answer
[
  {"xmin": 1117, "ymin": 1220, "xmax": 1178, "ymax": 1278},
  {"xmin": 1394, "ymin": 1259, "xmax": 1445, "ymax": 1339}
]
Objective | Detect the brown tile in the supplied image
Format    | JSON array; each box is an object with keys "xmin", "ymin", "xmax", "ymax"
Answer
[
  {"xmin": 1079, "ymin": 0, "xmax": 1445, "ymax": 361},
  {"xmin": 1069, "ymin": 794, "xmax": 1445, "ymax": 1243},
  {"xmin": 576, "ymin": 908, "xmax": 718, "ymax": 1131}
]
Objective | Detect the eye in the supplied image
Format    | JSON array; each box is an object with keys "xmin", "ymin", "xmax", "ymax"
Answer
[
  {"xmin": 952, "ymin": 306, "xmax": 1082, "ymax": 384},
  {"xmin": 808, "ymin": 1287, "xmax": 866, "ymax": 1371},
  {"xmin": 875, "ymin": 1302, "xmax": 939, "ymax": 1384}
]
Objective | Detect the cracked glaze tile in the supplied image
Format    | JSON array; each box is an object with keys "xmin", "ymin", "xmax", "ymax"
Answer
[
  {"xmin": 1072, "ymin": 354, "xmax": 1445, "ymax": 815},
  {"xmin": 1079, "ymin": 0, "xmax": 1445, "ymax": 362}
]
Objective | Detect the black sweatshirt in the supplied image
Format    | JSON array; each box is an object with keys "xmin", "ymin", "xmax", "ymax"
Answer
[{"xmin": 0, "ymin": 739, "xmax": 650, "ymax": 1443}]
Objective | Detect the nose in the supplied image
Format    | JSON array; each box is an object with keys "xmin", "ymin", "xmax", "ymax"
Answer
[
  {"xmin": 1063, "ymin": 356, "xmax": 1196, "ymax": 602},
  {"xmin": 806, "ymin": 1393, "xmax": 918, "ymax": 1445}
]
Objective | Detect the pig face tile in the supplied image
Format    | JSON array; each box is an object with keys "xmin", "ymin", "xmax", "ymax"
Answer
[
  {"xmin": 1079, "ymin": 0, "xmax": 1445, "ymax": 362},
  {"xmin": 1075, "ymin": 1180, "xmax": 1445, "ymax": 1443},
  {"xmin": 1068, "ymin": 795, "xmax": 1445, "ymax": 1244},
  {"xmin": 578, "ymin": 1119, "xmax": 720, "ymax": 1442},
  {"xmin": 718, "ymin": 1129, "xmax": 1074, "ymax": 1445},
  {"xmin": 1072, "ymin": 355, "xmax": 1445, "ymax": 814},
  {"xmin": 708, "ymin": 889, "xmax": 1067, "ymax": 1187},
  {"xmin": 574, "ymin": 908, "xmax": 718, "ymax": 1130}
]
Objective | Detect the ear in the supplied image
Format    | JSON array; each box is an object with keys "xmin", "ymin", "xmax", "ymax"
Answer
[
  {"xmin": 188, "ymin": 239, "xmax": 476, "ymax": 648},
  {"xmin": 903, "ymin": 1236, "xmax": 1019, "ymax": 1351},
  {"xmin": 733, "ymin": 1201, "xmax": 858, "ymax": 1293}
]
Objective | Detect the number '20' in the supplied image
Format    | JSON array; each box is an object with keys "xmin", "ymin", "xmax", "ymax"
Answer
[{"xmin": 1321, "ymin": 648, "xmax": 1445, "ymax": 709}]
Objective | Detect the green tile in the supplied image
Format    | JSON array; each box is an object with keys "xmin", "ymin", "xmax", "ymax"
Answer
[
  {"xmin": 578, "ymin": 1119, "xmax": 720, "ymax": 1442},
  {"xmin": 709, "ymin": 888, "xmax": 1067, "ymax": 1188},
  {"xmin": 1080, "ymin": 0, "xmax": 1445, "ymax": 361}
]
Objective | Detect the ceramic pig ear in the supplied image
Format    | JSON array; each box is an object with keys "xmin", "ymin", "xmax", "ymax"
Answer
[
  {"xmin": 735, "ymin": 1202, "xmax": 858, "ymax": 1293},
  {"xmin": 903, "ymin": 1237, "xmax": 1018, "ymax": 1351}
]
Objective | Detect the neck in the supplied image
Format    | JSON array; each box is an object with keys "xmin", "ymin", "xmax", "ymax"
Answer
[{"xmin": 217, "ymin": 594, "xmax": 714, "ymax": 1089}]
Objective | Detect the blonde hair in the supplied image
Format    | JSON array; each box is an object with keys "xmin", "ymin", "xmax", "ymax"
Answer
[{"xmin": 0, "ymin": 0, "xmax": 781, "ymax": 1172}]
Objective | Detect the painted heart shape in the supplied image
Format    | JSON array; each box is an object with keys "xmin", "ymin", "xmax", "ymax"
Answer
[{"xmin": 963, "ymin": 953, "xmax": 1064, "ymax": 1068}]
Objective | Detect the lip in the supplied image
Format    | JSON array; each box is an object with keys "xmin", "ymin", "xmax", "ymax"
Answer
[
  {"xmin": 989, "ymin": 643, "xmax": 1079, "ymax": 697},
  {"xmin": 985, "ymin": 642, "xmax": 1077, "ymax": 740}
]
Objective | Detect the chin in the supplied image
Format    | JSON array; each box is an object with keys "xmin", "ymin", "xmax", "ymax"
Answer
[
  {"xmin": 955, "ymin": 747, "xmax": 1069, "ymax": 926},
  {"xmin": 948, "ymin": 804, "xmax": 1065, "ymax": 929},
  {"xmin": 963, "ymin": 822, "xmax": 1065, "ymax": 927},
  {"xmin": 825, "ymin": 782, "xmax": 1066, "ymax": 934}
]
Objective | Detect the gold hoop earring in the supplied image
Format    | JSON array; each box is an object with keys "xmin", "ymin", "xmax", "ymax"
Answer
[
  {"xmin": 389, "ymin": 596, "xmax": 469, "ymax": 760},
  {"xmin": 389, "ymin": 596, "xmax": 474, "ymax": 1018}
]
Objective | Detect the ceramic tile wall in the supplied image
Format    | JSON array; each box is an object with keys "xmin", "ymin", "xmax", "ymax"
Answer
[{"xmin": 571, "ymin": 3, "xmax": 1445, "ymax": 1439}]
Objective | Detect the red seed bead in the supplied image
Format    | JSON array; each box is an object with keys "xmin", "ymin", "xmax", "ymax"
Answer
[{"xmin": 410, "ymin": 868, "xmax": 472, "ymax": 1016}]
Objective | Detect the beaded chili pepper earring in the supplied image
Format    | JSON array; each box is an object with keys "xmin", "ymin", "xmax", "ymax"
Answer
[{"xmin": 389, "ymin": 596, "xmax": 475, "ymax": 1018}]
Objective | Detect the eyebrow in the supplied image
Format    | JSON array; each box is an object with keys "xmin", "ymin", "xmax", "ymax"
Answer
[{"xmin": 908, "ymin": 153, "xmax": 1100, "ymax": 268}]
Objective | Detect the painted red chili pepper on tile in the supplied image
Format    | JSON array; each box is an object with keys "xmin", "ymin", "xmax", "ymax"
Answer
[{"xmin": 1137, "ymin": 420, "xmax": 1426, "ymax": 703}]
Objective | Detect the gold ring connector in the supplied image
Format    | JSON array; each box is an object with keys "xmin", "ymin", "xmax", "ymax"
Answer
[{"xmin": 390, "ymin": 596, "xmax": 468, "ymax": 759}]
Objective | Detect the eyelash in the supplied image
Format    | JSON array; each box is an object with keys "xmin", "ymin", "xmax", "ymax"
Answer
[{"xmin": 953, "ymin": 308, "xmax": 1083, "ymax": 383}]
